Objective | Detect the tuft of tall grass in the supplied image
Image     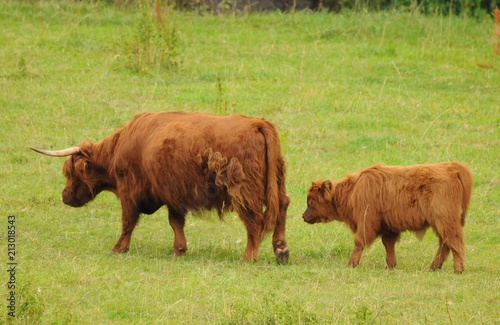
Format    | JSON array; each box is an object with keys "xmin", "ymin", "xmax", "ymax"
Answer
[
  {"xmin": 214, "ymin": 74, "xmax": 236, "ymax": 115},
  {"xmin": 118, "ymin": 0, "xmax": 180, "ymax": 73}
]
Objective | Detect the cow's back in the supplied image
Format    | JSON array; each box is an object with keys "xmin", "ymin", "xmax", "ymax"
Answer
[{"xmin": 113, "ymin": 112, "xmax": 276, "ymax": 211}]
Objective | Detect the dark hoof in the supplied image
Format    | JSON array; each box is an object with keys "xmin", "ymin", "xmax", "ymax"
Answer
[{"xmin": 275, "ymin": 247, "xmax": 289, "ymax": 265}]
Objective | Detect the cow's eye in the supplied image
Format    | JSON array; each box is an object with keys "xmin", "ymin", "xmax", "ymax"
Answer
[{"xmin": 308, "ymin": 199, "xmax": 315, "ymax": 206}]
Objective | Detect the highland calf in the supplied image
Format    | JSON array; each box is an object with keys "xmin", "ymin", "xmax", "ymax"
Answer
[
  {"xmin": 302, "ymin": 162, "xmax": 472, "ymax": 273},
  {"xmin": 31, "ymin": 112, "xmax": 290, "ymax": 264}
]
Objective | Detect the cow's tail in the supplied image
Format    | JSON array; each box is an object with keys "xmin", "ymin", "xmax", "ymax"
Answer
[
  {"xmin": 456, "ymin": 162, "xmax": 473, "ymax": 226},
  {"xmin": 258, "ymin": 121, "xmax": 282, "ymax": 237}
]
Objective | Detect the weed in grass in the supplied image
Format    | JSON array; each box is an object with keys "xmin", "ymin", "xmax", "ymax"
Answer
[
  {"xmin": 478, "ymin": 6, "xmax": 500, "ymax": 68},
  {"xmin": 494, "ymin": 6, "xmax": 500, "ymax": 61},
  {"xmin": 215, "ymin": 73, "xmax": 235, "ymax": 115},
  {"xmin": 13, "ymin": 281, "xmax": 44, "ymax": 323},
  {"xmin": 352, "ymin": 303, "xmax": 376, "ymax": 324},
  {"xmin": 119, "ymin": 0, "xmax": 180, "ymax": 73},
  {"xmin": 18, "ymin": 57, "xmax": 27, "ymax": 78},
  {"xmin": 220, "ymin": 292, "xmax": 319, "ymax": 324}
]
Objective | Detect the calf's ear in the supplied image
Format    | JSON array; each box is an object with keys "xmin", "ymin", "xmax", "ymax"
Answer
[{"xmin": 322, "ymin": 180, "xmax": 333, "ymax": 192}]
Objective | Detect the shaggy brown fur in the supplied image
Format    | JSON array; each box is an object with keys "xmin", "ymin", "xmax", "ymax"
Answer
[
  {"xmin": 54, "ymin": 112, "xmax": 289, "ymax": 264},
  {"xmin": 303, "ymin": 162, "xmax": 472, "ymax": 273}
]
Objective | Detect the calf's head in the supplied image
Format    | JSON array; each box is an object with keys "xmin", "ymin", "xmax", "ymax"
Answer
[
  {"xmin": 30, "ymin": 144, "xmax": 114, "ymax": 207},
  {"xmin": 303, "ymin": 180, "xmax": 336, "ymax": 224}
]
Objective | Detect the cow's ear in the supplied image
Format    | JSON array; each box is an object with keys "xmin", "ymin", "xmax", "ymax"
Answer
[
  {"xmin": 83, "ymin": 160, "xmax": 91, "ymax": 171},
  {"xmin": 73, "ymin": 158, "xmax": 87, "ymax": 174},
  {"xmin": 322, "ymin": 180, "xmax": 333, "ymax": 192},
  {"xmin": 78, "ymin": 142, "xmax": 93, "ymax": 160}
]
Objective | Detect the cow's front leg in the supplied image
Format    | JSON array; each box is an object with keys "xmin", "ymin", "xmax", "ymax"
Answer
[
  {"xmin": 382, "ymin": 233, "xmax": 400, "ymax": 269},
  {"xmin": 168, "ymin": 207, "xmax": 187, "ymax": 256},
  {"xmin": 112, "ymin": 204, "xmax": 140, "ymax": 254}
]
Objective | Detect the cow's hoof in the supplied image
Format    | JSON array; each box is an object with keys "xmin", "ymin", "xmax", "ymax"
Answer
[
  {"xmin": 241, "ymin": 256, "xmax": 258, "ymax": 263},
  {"xmin": 173, "ymin": 247, "xmax": 187, "ymax": 256},
  {"xmin": 109, "ymin": 248, "xmax": 129, "ymax": 255},
  {"xmin": 275, "ymin": 247, "xmax": 289, "ymax": 265}
]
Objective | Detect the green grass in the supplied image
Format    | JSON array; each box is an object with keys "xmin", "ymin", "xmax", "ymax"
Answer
[{"xmin": 1, "ymin": 1, "xmax": 499, "ymax": 323}]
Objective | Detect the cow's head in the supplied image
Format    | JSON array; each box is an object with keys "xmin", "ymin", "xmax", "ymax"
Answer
[
  {"xmin": 302, "ymin": 180, "xmax": 336, "ymax": 224},
  {"xmin": 30, "ymin": 144, "xmax": 114, "ymax": 207}
]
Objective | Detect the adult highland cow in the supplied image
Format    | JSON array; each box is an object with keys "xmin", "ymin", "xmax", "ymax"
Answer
[
  {"xmin": 302, "ymin": 162, "xmax": 472, "ymax": 273},
  {"xmin": 31, "ymin": 112, "xmax": 290, "ymax": 264}
]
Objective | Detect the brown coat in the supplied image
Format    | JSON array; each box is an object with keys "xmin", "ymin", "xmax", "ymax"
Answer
[
  {"xmin": 40, "ymin": 112, "xmax": 290, "ymax": 264},
  {"xmin": 303, "ymin": 162, "xmax": 472, "ymax": 273}
]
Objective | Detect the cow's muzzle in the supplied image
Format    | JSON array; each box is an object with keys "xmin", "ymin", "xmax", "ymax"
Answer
[{"xmin": 62, "ymin": 188, "xmax": 86, "ymax": 207}]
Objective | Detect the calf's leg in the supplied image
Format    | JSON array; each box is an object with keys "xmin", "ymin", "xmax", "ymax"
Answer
[
  {"xmin": 348, "ymin": 228, "xmax": 377, "ymax": 267},
  {"xmin": 381, "ymin": 233, "xmax": 400, "ymax": 269},
  {"xmin": 431, "ymin": 236, "xmax": 450, "ymax": 270},
  {"xmin": 432, "ymin": 221, "xmax": 465, "ymax": 273},
  {"xmin": 447, "ymin": 227, "xmax": 466, "ymax": 274},
  {"xmin": 272, "ymin": 193, "xmax": 290, "ymax": 265},
  {"xmin": 168, "ymin": 207, "xmax": 187, "ymax": 256}
]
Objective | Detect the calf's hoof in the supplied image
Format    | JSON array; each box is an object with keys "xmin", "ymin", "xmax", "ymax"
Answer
[
  {"xmin": 347, "ymin": 261, "xmax": 358, "ymax": 268},
  {"xmin": 430, "ymin": 263, "xmax": 443, "ymax": 271},
  {"xmin": 275, "ymin": 247, "xmax": 289, "ymax": 265},
  {"xmin": 385, "ymin": 262, "xmax": 397, "ymax": 269},
  {"xmin": 454, "ymin": 263, "xmax": 464, "ymax": 274}
]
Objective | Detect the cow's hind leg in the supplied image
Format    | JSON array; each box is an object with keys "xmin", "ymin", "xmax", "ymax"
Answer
[
  {"xmin": 168, "ymin": 207, "xmax": 187, "ymax": 256},
  {"xmin": 239, "ymin": 208, "xmax": 264, "ymax": 262},
  {"xmin": 273, "ymin": 193, "xmax": 290, "ymax": 265},
  {"xmin": 431, "ymin": 236, "xmax": 450, "ymax": 271},
  {"xmin": 112, "ymin": 204, "xmax": 140, "ymax": 254},
  {"xmin": 382, "ymin": 233, "xmax": 400, "ymax": 269}
]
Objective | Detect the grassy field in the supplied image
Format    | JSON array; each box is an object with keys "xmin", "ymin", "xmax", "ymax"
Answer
[{"xmin": 1, "ymin": 1, "xmax": 499, "ymax": 323}]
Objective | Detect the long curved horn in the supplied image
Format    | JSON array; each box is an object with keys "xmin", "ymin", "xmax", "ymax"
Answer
[{"xmin": 29, "ymin": 146, "xmax": 81, "ymax": 157}]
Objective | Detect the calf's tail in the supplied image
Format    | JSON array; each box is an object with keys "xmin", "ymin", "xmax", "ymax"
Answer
[{"xmin": 455, "ymin": 162, "xmax": 473, "ymax": 226}]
